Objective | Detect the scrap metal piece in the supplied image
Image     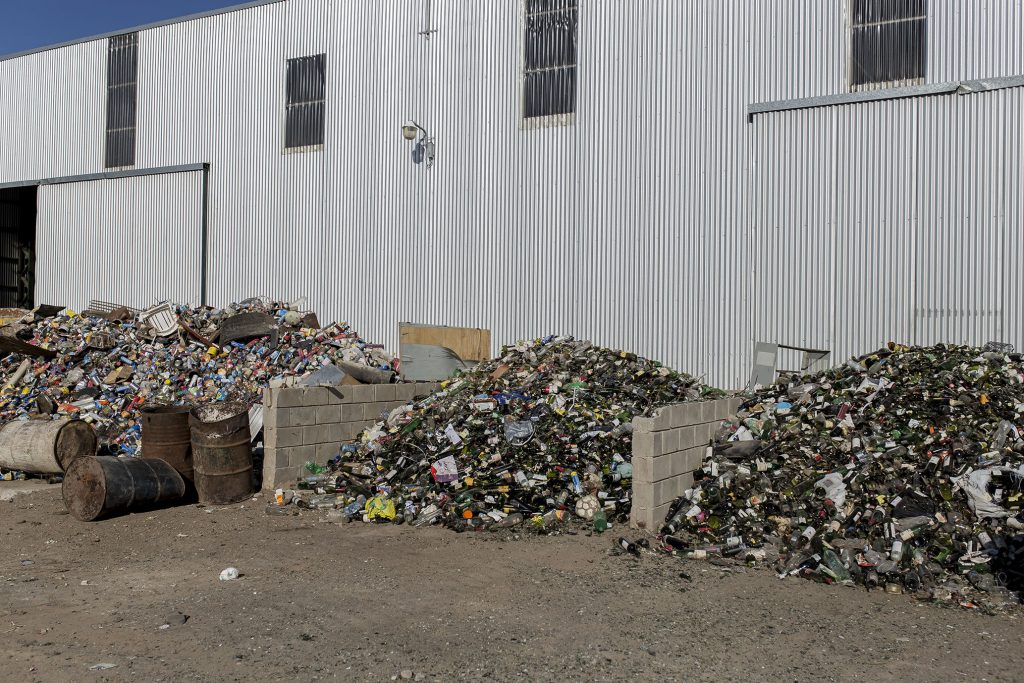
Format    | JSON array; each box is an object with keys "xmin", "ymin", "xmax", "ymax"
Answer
[
  {"xmin": 218, "ymin": 312, "xmax": 279, "ymax": 347},
  {"xmin": 746, "ymin": 342, "xmax": 778, "ymax": 391},
  {"xmin": 0, "ymin": 335, "xmax": 58, "ymax": 359}
]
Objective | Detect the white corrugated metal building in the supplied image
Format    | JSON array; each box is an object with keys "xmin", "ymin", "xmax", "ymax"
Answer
[{"xmin": 0, "ymin": 0, "xmax": 1021, "ymax": 388}]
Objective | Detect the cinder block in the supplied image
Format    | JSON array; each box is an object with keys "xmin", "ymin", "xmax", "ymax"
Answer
[
  {"xmin": 727, "ymin": 396, "xmax": 743, "ymax": 415},
  {"xmin": 395, "ymin": 383, "xmax": 416, "ymax": 401},
  {"xmin": 350, "ymin": 420, "xmax": 374, "ymax": 435},
  {"xmin": 650, "ymin": 407, "xmax": 672, "ymax": 431},
  {"xmin": 261, "ymin": 447, "xmax": 282, "ymax": 485},
  {"xmin": 302, "ymin": 424, "xmax": 328, "ymax": 445},
  {"xmin": 652, "ymin": 479, "xmax": 671, "ymax": 507},
  {"xmin": 364, "ymin": 403, "xmax": 389, "ymax": 422},
  {"xmin": 262, "ymin": 465, "xmax": 295, "ymax": 490},
  {"xmin": 288, "ymin": 444, "xmax": 317, "ymax": 468},
  {"xmin": 677, "ymin": 425, "xmax": 697, "ymax": 450},
  {"xmin": 693, "ymin": 421, "xmax": 714, "ymax": 446},
  {"xmin": 316, "ymin": 405, "xmax": 344, "ymax": 424},
  {"xmin": 632, "ymin": 431, "xmax": 655, "ymax": 458},
  {"xmin": 633, "ymin": 452, "xmax": 654, "ymax": 483},
  {"xmin": 262, "ymin": 387, "xmax": 274, "ymax": 409},
  {"xmin": 265, "ymin": 426, "xmax": 302, "ymax": 449},
  {"xmin": 338, "ymin": 403, "xmax": 362, "ymax": 422},
  {"xmin": 680, "ymin": 402, "xmax": 703, "ymax": 426},
  {"xmin": 648, "ymin": 453, "xmax": 669, "ymax": 482},
  {"xmin": 346, "ymin": 385, "xmax": 376, "ymax": 403},
  {"xmin": 630, "ymin": 500, "xmax": 673, "ymax": 531},
  {"xmin": 682, "ymin": 445, "xmax": 705, "ymax": 472},
  {"xmin": 653, "ymin": 473, "xmax": 694, "ymax": 508},
  {"xmin": 650, "ymin": 452, "xmax": 678, "ymax": 482},
  {"xmin": 315, "ymin": 442, "xmax": 339, "ymax": 461},
  {"xmin": 262, "ymin": 407, "xmax": 278, "ymax": 431},
  {"xmin": 276, "ymin": 387, "xmax": 306, "ymax": 408},
  {"xmin": 632, "ymin": 481, "xmax": 655, "ymax": 510},
  {"xmin": 326, "ymin": 387, "xmax": 349, "ymax": 405},
  {"xmin": 411, "ymin": 382, "xmax": 438, "ymax": 399},
  {"xmin": 327, "ymin": 422, "xmax": 355, "ymax": 442},
  {"xmin": 633, "ymin": 416, "xmax": 656, "ymax": 433},
  {"xmin": 675, "ymin": 472, "xmax": 694, "ymax": 497},
  {"xmin": 286, "ymin": 406, "xmax": 317, "ymax": 427},
  {"xmin": 302, "ymin": 387, "xmax": 330, "ymax": 406},
  {"xmin": 383, "ymin": 400, "xmax": 406, "ymax": 414},
  {"xmin": 701, "ymin": 400, "xmax": 724, "ymax": 423},
  {"xmin": 660, "ymin": 429, "xmax": 680, "ymax": 454},
  {"xmin": 665, "ymin": 404, "xmax": 685, "ymax": 429},
  {"xmin": 374, "ymin": 384, "xmax": 397, "ymax": 402}
]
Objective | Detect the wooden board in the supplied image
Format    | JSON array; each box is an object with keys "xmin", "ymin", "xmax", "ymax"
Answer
[{"xmin": 398, "ymin": 323, "xmax": 491, "ymax": 363}]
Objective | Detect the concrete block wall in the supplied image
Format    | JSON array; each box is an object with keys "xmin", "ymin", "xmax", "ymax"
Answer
[
  {"xmin": 261, "ymin": 382, "xmax": 440, "ymax": 489},
  {"xmin": 630, "ymin": 397, "xmax": 743, "ymax": 531}
]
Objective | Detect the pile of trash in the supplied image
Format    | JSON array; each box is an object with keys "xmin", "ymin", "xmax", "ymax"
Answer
[
  {"xmin": 291, "ymin": 336, "xmax": 721, "ymax": 530},
  {"xmin": 0, "ymin": 298, "xmax": 393, "ymax": 454},
  {"xmin": 658, "ymin": 342, "xmax": 1024, "ymax": 608}
]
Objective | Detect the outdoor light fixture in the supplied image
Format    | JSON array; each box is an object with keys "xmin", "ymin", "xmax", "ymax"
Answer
[{"xmin": 402, "ymin": 120, "xmax": 435, "ymax": 168}]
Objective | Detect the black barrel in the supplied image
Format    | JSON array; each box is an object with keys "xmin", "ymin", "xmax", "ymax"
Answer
[
  {"xmin": 141, "ymin": 405, "xmax": 194, "ymax": 482},
  {"xmin": 62, "ymin": 456, "xmax": 186, "ymax": 521},
  {"xmin": 190, "ymin": 402, "xmax": 254, "ymax": 505}
]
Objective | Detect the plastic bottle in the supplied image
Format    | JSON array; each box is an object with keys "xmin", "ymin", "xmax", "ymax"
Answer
[{"xmin": 593, "ymin": 507, "xmax": 608, "ymax": 533}]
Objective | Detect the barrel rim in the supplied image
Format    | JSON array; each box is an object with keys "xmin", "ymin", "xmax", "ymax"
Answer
[
  {"xmin": 189, "ymin": 402, "xmax": 250, "ymax": 426},
  {"xmin": 62, "ymin": 456, "xmax": 106, "ymax": 521},
  {"xmin": 55, "ymin": 419, "xmax": 98, "ymax": 471},
  {"xmin": 141, "ymin": 404, "xmax": 192, "ymax": 416}
]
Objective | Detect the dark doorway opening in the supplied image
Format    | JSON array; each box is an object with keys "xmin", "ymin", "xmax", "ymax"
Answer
[{"xmin": 0, "ymin": 186, "xmax": 36, "ymax": 309}]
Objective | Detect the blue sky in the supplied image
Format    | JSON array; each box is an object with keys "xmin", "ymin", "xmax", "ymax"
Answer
[{"xmin": 2, "ymin": 0, "xmax": 246, "ymax": 56}]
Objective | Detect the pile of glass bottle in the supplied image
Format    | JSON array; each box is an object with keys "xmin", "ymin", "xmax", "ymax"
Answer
[
  {"xmin": 660, "ymin": 342, "xmax": 1024, "ymax": 608},
  {"xmin": 311, "ymin": 335, "xmax": 721, "ymax": 531}
]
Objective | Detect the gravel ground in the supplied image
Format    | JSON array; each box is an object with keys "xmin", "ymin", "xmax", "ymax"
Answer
[{"xmin": 2, "ymin": 484, "xmax": 1023, "ymax": 682}]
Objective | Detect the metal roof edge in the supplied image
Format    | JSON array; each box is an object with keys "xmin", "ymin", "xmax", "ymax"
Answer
[
  {"xmin": 0, "ymin": 163, "xmax": 209, "ymax": 190},
  {"xmin": 0, "ymin": 0, "xmax": 287, "ymax": 63},
  {"xmin": 747, "ymin": 73, "xmax": 1024, "ymax": 117}
]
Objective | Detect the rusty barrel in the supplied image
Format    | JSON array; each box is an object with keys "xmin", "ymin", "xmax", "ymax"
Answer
[
  {"xmin": 62, "ymin": 456, "xmax": 186, "ymax": 521},
  {"xmin": 189, "ymin": 402, "xmax": 253, "ymax": 505},
  {"xmin": 140, "ymin": 405, "xmax": 194, "ymax": 482},
  {"xmin": 0, "ymin": 418, "xmax": 97, "ymax": 474}
]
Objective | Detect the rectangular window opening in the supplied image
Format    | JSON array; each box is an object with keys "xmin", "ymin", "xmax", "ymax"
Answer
[
  {"xmin": 285, "ymin": 54, "xmax": 326, "ymax": 149},
  {"xmin": 849, "ymin": 0, "xmax": 926, "ymax": 91},
  {"xmin": 523, "ymin": 0, "xmax": 578, "ymax": 122},
  {"xmin": 105, "ymin": 32, "xmax": 138, "ymax": 168}
]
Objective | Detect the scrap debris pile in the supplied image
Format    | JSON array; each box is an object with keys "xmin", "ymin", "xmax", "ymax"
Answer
[
  {"xmin": 659, "ymin": 343, "xmax": 1024, "ymax": 607},
  {"xmin": 0, "ymin": 299, "xmax": 392, "ymax": 454},
  {"xmin": 296, "ymin": 336, "xmax": 720, "ymax": 530}
]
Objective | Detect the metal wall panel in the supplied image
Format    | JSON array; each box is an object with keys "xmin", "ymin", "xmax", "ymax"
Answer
[
  {"xmin": 1, "ymin": 0, "xmax": 1023, "ymax": 388},
  {"xmin": 36, "ymin": 171, "xmax": 203, "ymax": 311},
  {"xmin": 751, "ymin": 87, "xmax": 1024, "ymax": 364}
]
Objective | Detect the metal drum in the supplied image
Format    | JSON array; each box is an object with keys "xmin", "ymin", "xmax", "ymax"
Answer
[
  {"xmin": 0, "ymin": 418, "xmax": 97, "ymax": 474},
  {"xmin": 140, "ymin": 405, "xmax": 194, "ymax": 482},
  {"xmin": 62, "ymin": 456, "xmax": 186, "ymax": 521},
  {"xmin": 189, "ymin": 402, "xmax": 254, "ymax": 505}
]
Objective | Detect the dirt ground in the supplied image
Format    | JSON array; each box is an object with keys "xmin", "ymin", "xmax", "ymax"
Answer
[{"xmin": 2, "ymin": 483, "xmax": 1023, "ymax": 683}]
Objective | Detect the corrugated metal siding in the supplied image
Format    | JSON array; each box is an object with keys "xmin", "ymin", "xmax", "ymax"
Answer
[
  {"xmin": 0, "ymin": 0, "xmax": 1022, "ymax": 388},
  {"xmin": 36, "ymin": 171, "xmax": 203, "ymax": 310},
  {"xmin": 751, "ymin": 86, "xmax": 1024, "ymax": 363}
]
